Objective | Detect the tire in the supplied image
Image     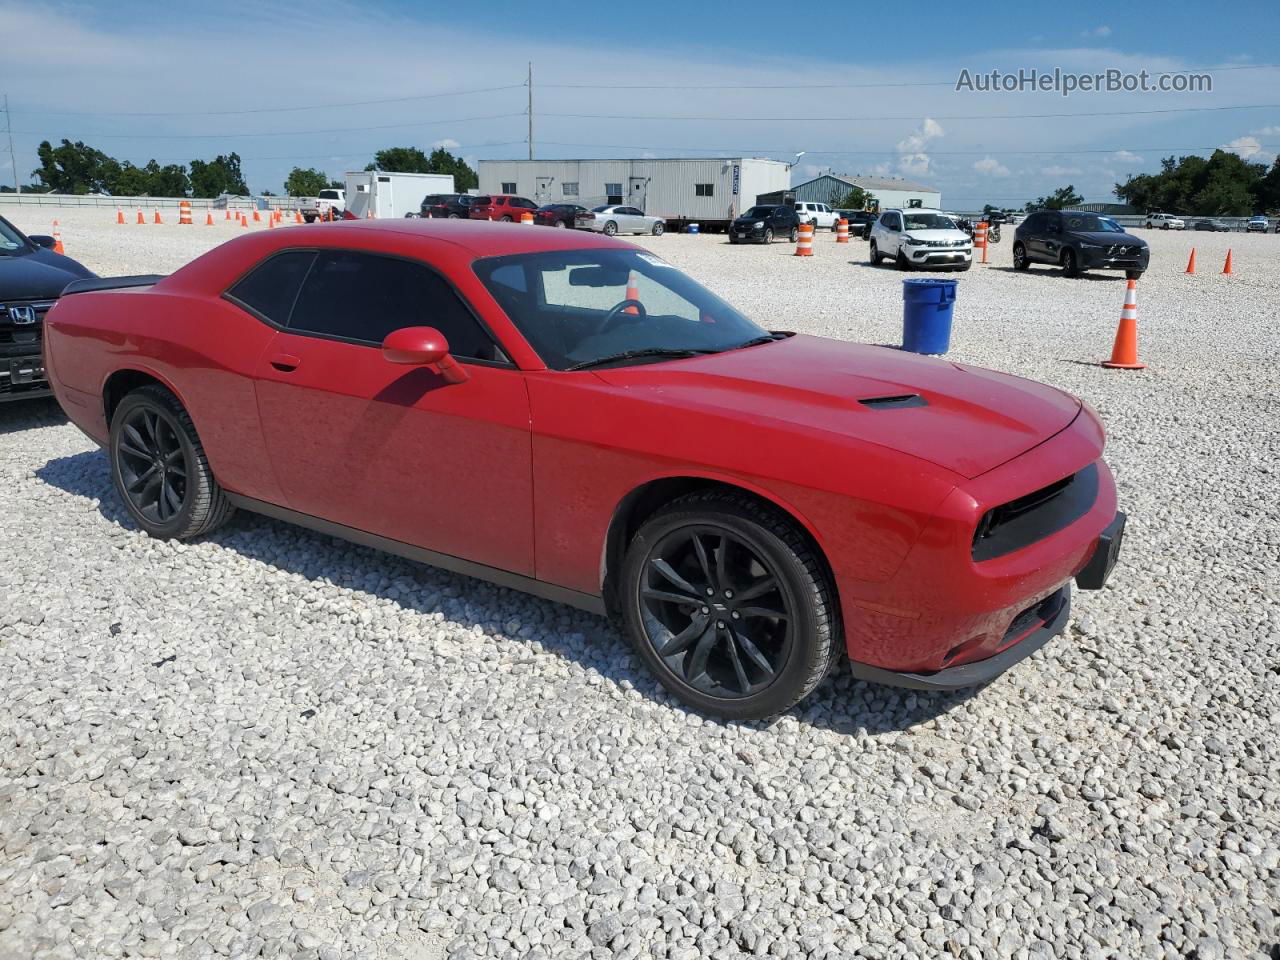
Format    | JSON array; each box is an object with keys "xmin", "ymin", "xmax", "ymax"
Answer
[
  {"xmin": 869, "ymin": 240, "xmax": 881, "ymax": 264},
  {"xmin": 789, "ymin": 227, "xmax": 799, "ymax": 243},
  {"xmin": 500, "ymin": 215, "xmax": 513, "ymax": 223},
  {"xmin": 448, "ymin": 213, "xmax": 461, "ymax": 219},
  {"xmin": 1012, "ymin": 241, "xmax": 1030, "ymax": 271},
  {"xmin": 652, "ymin": 221, "xmax": 665, "ymax": 236},
  {"xmin": 620, "ymin": 490, "xmax": 838, "ymax": 720},
  {"xmin": 896, "ymin": 250, "xmax": 911, "ymax": 271},
  {"xmin": 554, "ymin": 220, "xmax": 567, "ymax": 228},
  {"xmin": 763, "ymin": 228, "xmax": 774, "ymax": 244},
  {"xmin": 603, "ymin": 221, "xmax": 618, "ymax": 236},
  {"xmin": 1161, "ymin": 223, "xmax": 1169, "ymax": 230},
  {"xmin": 830, "ymin": 221, "xmax": 839, "ymax": 233},
  {"xmin": 303, "ymin": 214, "xmax": 316, "ymax": 224},
  {"xmin": 1126, "ymin": 270, "xmax": 1144, "ymax": 280},
  {"xmin": 109, "ymin": 384, "xmax": 234, "ymax": 541},
  {"xmin": 1061, "ymin": 248, "xmax": 1081, "ymax": 277}
]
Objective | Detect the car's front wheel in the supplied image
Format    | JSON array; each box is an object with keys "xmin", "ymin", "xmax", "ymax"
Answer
[
  {"xmin": 789, "ymin": 226, "xmax": 799, "ymax": 243},
  {"xmin": 621, "ymin": 491, "xmax": 838, "ymax": 720},
  {"xmin": 763, "ymin": 228, "xmax": 774, "ymax": 243},
  {"xmin": 869, "ymin": 240, "xmax": 881, "ymax": 264},
  {"xmin": 1061, "ymin": 247, "xmax": 1081, "ymax": 277},
  {"xmin": 896, "ymin": 250, "xmax": 911, "ymax": 270},
  {"xmin": 109, "ymin": 385, "xmax": 234, "ymax": 540},
  {"xmin": 1012, "ymin": 241, "xmax": 1030, "ymax": 271},
  {"xmin": 554, "ymin": 220, "xmax": 567, "ymax": 228}
]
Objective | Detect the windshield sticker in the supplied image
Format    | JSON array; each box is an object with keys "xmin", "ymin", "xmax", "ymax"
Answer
[{"xmin": 637, "ymin": 254, "xmax": 673, "ymax": 267}]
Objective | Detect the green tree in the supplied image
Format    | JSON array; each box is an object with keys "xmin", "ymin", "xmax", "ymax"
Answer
[
  {"xmin": 32, "ymin": 139, "xmax": 117, "ymax": 194},
  {"xmin": 1115, "ymin": 150, "xmax": 1268, "ymax": 215},
  {"xmin": 367, "ymin": 146, "xmax": 431, "ymax": 173},
  {"xmin": 285, "ymin": 167, "xmax": 331, "ymax": 197},
  {"xmin": 141, "ymin": 160, "xmax": 190, "ymax": 197},
  {"xmin": 426, "ymin": 148, "xmax": 477, "ymax": 191},
  {"xmin": 107, "ymin": 163, "xmax": 152, "ymax": 197},
  {"xmin": 189, "ymin": 153, "xmax": 248, "ymax": 198},
  {"xmin": 831, "ymin": 186, "xmax": 870, "ymax": 209},
  {"xmin": 1025, "ymin": 185, "xmax": 1084, "ymax": 212},
  {"xmin": 1255, "ymin": 158, "xmax": 1280, "ymax": 213}
]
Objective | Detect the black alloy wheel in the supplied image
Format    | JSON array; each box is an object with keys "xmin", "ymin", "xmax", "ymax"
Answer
[
  {"xmin": 116, "ymin": 405, "xmax": 188, "ymax": 525},
  {"xmin": 622, "ymin": 491, "xmax": 837, "ymax": 720}
]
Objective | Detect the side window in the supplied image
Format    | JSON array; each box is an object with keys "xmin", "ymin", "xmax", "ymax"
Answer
[
  {"xmin": 288, "ymin": 251, "xmax": 504, "ymax": 361},
  {"xmin": 226, "ymin": 251, "xmax": 316, "ymax": 325}
]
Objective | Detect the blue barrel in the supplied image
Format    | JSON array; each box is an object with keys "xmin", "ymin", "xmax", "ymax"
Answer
[
  {"xmin": 686, "ymin": 223, "xmax": 700, "ymax": 234},
  {"xmin": 901, "ymin": 277, "xmax": 958, "ymax": 354}
]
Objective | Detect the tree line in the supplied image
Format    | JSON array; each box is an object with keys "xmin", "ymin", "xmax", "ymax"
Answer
[
  {"xmin": 1114, "ymin": 150, "xmax": 1280, "ymax": 216},
  {"xmin": 26, "ymin": 139, "xmax": 479, "ymax": 198}
]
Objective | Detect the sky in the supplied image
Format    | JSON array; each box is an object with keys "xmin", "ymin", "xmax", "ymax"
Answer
[{"xmin": 2, "ymin": 0, "xmax": 1278, "ymax": 208}]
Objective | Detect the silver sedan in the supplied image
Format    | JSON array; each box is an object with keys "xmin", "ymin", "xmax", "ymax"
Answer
[{"xmin": 575, "ymin": 205, "xmax": 666, "ymax": 236}]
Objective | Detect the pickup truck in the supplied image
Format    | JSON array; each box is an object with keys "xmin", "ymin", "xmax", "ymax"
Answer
[{"xmin": 298, "ymin": 188, "xmax": 346, "ymax": 223}]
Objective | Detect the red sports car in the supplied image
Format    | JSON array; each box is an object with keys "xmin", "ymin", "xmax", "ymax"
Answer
[{"xmin": 44, "ymin": 220, "xmax": 1124, "ymax": 720}]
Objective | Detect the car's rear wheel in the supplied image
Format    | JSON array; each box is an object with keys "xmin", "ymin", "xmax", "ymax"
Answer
[
  {"xmin": 1061, "ymin": 248, "xmax": 1081, "ymax": 277},
  {"xmin": 448, "ymin": 213, "xmax": 461, "ymax": 219},
  {"xmin": 500, "ymin": 215, "xmax": 513, "ymax": 222},
  {"xmin": 603, "ymin": 221, "xmax": 618, "ymax": 236},
  {"xmin": 554, "ymin": 220, "xmax": 567, "ymax": 228},
  {"xmin": 1012, "ymin": 241, "xmax": 1030, "ymax": 271},
  {"xmin": 621, "ymin": 491, "xmax": 838, "ymax": 720},
  {"xmin": 109, "ymin": 385, "xmax": 233, "ymax": 540}
]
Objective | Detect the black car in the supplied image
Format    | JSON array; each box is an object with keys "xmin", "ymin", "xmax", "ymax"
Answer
[
  {"xmin": 729, "ymin": 205, "xmax": 800, "ymax": 244},
  {"xmin": 834, "ymin": 209, "xmax": 876, "ymax": 239},
  {"xmin": 534, "ymin": 203, "xmax": 587, "ymax": 228},
  {"xmin": 1012, "ymin": 210, "xmax": 1149, "ymax": 279},
  {"xmin": 983, "ymin": 210, "xmax": 1010, "ymax": 223},
  {"xmin": 420, "ymin": 194, "xmax": 475, "ymax": 218},
  {"xmin": 1192, "ymin": 218, "xmax": 1231, "ymax": 232},
  {"xmin": 1, "ymin": 215, "xmax": 95, "ymax": 403}
]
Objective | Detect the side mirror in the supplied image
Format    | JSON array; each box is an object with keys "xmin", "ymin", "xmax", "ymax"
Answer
[
  {"xmin": 29, "ymin": 235, "xmax": 56, "ymax": 249},
  {"xmin": 381, "ymin": 326, "xmax": 469, "ymax": 384}
]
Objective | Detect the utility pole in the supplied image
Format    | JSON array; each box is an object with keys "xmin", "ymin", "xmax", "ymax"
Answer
[
  {"xmin": 524, "ymin": 62, "xmax": 535, "ymax": 160},
  {"xmin": 3, "ymin": 95, "xmax": 17, "ymax": 193}
]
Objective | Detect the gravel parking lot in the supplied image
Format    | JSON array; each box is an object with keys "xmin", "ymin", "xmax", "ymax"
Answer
[{"xmin": 2, "ymin": 207, "xmax": 1278, "ymax": 959}]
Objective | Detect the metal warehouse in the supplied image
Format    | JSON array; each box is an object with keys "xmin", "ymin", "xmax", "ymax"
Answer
[
  {"xmin": 791, "ymin": 174, "xmax": 942, "ymax": 211},
  {"xmin": 477, "ymin": 158, "xmax": 790, "ymax": 228}
]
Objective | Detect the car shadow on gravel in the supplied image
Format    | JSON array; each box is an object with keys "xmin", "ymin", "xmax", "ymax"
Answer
[
  {"xmin": 985, "ymin": 266, "xmax": 1129, "ymax": 281},
  {"xmin": 0, "ymin": 397, "xmax": 66, "ymax": 436},
  {"xmin": 36, "ymin": 448, "xmax": 976, "ymax": 737}
]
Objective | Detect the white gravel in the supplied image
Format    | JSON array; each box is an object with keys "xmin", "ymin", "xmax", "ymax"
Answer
[{"xmin": 2, "ymin": 206, "xmax": 1278, "ymax": 959}]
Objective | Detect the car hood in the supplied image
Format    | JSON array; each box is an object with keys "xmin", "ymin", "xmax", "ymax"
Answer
[
  {"xmin": 0, "ymin": 248, "xmax": 96, "ymax": 301},
  {"xmin": 1071, "ymin": 230, "xmax": 1146, "ymax": 246},
  {"xmin": 594, "ymin": 335, "xmax": 1081, "ymax": 480},
  {"xmin": 902, "ymin": 229, "xmax": 970, "ymax": 243}
]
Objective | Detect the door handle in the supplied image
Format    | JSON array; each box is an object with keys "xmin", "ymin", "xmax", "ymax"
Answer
[{"xmin": 269, "ymin": 353, "xmax": 301, "ymax": 372}]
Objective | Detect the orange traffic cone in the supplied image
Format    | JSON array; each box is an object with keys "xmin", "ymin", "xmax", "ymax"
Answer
[
  {"xmin": 52, "ymin": 221, "xmax": 65, "ymax": 255},
  {"xmin": 1184, "ymin": 248, "xmax": 1196, "ymax": 274},
  {"xmin": 225, "ymin": 207, "xmax": 231, "ymax": 220},
  {"xmin": 624, "ymin": 271, "xmax": 640, "ymax": 314},
  {"xmin": 252, "ymin": 209, "xmax": 261, "ymax": 223},
  {"xmin": 295, "ymin": 210, "xmax": 303, "ymax": 224},
  {"xmin": 206, "ymin": 210, "xmax": 214, "ymax": 226},
  {"xmin": 1102, "ymin": 278, "xmax": 1145, "ymax": 369},
  {"xmin": 116, "ymin": 208, "xmax": 125, "ymax": 225},
  {"xmin": 1222, "ymin": 249, "xmax": 1233, "ymax": 275},
  {"xmin": 240, "ymin": 213, "xmax": 248, "ymax": 228},
  {"xmin": 267, "ymin": 214, "xmax": 275, "ymax": 229}
]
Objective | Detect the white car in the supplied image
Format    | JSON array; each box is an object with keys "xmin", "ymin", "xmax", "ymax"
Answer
[
  {"xmin": 299, "ymin": 188, "xmax": 345, "ymax": 223},
  {"xmin": 1145, "ymin": 212, "xmax": 1185, "ymax": 230},
  {"xmin": 868, "ymin": 208, "xmax": 973, "ymax": 271},
  {"xmin": 1246, "ymin": 216, "xmax": 1270, "ymax": 233},
  {"xmin": 575, "ymin": 205, "xmax": 665, "ymax": 236},
  {"xmin": 792, "ymin": 202, "xmax": 839, "ymax": 230}
]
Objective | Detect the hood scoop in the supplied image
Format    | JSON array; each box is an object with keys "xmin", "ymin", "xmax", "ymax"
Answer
[{"xmin": 858, "ymin": 394, "xmax": 927, "ymax": 410}]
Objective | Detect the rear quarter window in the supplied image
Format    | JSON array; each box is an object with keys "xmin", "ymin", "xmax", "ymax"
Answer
[{"xmin": 226, "ymin": 251, "xmax": 316, "ymax": 325}]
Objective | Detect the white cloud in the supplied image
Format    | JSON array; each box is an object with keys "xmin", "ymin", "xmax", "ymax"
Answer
[
  {"xmin": 1220, "ymin": 136, "xmax": 1264, "ymax": 159},
  {"xmin": 896, "ymin": 118, "xmax": 943, "ymax": 177},
  {"xmin": 1112, "ymin": 150, "xmax": 1144, "ymax": 165},
  {"xmin": 1041, "ymin": 165, "xmax": 1083, "ymax": 176},
  {"xmin": 1250, "ymin": 125, "xmax": 1280, "ymax": 136},
  {"xmin": 1080, "ymin": 25, "xmax": 1112, "ymax": 38},
  {"xmin": 973, "ymin": 155, "xmax": 1010, "ymax": 177},
  {"xmin": 432, "ymin": 138, "xmax": 461, "ymax": 150}
]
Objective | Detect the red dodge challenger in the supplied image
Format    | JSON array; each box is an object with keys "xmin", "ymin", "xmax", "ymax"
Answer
[{"xmin": 43, "ymin": 220, "xmax": 1124, "ymax": 720}]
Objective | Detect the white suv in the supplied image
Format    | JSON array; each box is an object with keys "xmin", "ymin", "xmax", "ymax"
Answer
[
  {"xmin": 869, "ymin": 208, "xmax": 973, "ymax": 271},
  {"xmin": 792, "ymin": 202, "xmax": 839, "ymax": 230},
  {"xmin": 1145, "ymin": 212, "xmax": 1185, "ymax": 230}
]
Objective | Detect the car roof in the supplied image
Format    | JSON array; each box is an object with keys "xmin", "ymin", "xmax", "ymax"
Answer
[{"xmin": 303, "ymin": 217, "xmax": 632, "ymax": 257}]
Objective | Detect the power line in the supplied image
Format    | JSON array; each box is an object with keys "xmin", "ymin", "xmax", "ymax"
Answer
[
  {"xmin": 12, "ymin": 114, "xmax": 526, "ymax": 140},
  {"xmin": 11, "ymin": 84, "xmax": 526, "ymax": 118},
  {"xmin": 537, "ymin": 140, "xmax": 1280, "ymax": 157},
  {"xmin": 543, "ymin": 103, "xmax": 1280, "ymax": 122}
]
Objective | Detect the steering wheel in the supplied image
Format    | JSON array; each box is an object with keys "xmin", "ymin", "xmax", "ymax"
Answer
[{"xmin": 596, "ymin": 298, "xmax": 648, "ymax": 335}]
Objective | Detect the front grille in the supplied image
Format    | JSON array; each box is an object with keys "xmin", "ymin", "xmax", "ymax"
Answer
[
  {"xmin": 0, "ymin": 300, "xmax": 55, "ymax": 345},
  {"xmin": 972, "ymin": 464, "xmax": 1099, "ymax": 562}
]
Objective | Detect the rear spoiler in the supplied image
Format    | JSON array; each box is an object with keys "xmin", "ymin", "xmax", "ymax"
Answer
[{"xmin": 62, "ymin": 275, "xmax": 167, "ymax": 296}]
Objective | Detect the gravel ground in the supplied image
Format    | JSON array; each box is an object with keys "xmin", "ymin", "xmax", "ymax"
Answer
[{"xmin": 2, "ymin": 207, "xmax": 1278, "ymax": 959}]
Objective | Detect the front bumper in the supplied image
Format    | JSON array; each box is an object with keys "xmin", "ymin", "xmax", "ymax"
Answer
[
  {"xmin": 905, "ymin": 245, "xmax": 973, "ymax": 266},
  {"xmin": 1080, "ymin": 247, "xmax": 1150, "ymax": 272},
  {"xmin": 730, "ymin": 225, "xmax": 770, "ymax": 242},
  {"xmin": 0, "ymin": 353, "xmax": 50, "ymax": 402}
]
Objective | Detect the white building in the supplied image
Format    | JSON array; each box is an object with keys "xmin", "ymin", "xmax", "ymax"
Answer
[
  {"xmin": 477, "ymin": 158, "xmax": 790, "ymax": 228},
  {"xmin": 791, "ymin": 174, "xmax": 941, "ymax": 211}
]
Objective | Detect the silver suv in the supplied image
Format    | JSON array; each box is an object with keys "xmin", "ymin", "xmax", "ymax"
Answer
[{"xmin": 869, "ymin": 208, "xmax": 973, "ymax": 271}]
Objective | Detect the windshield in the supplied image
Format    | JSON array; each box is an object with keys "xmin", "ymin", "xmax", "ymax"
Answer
[
  {"xmin": 1063, "ymin": 213, "xmax": 1124, "ymax": 232},
  {"xmin": 474, "ymin": 249, "xmax": 769, "ymax": 370},
  {"xmin": 0, "ymin": 217, "xmax": 27, "ymax": 253},
  {"xmin": 741, "ymin": 206, "xmax": 774, "ymax": 218},
  {"xmin": 902, "ymin": 213, "xmax": 957, "ymax": 231}
]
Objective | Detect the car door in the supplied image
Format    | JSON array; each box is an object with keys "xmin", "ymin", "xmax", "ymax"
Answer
[
  {"xmin": 252, "ymin": 248, "xmax": 535, "ymax": 576},
  {"xmin": 877, "ymin": 212, "xmax": 902, "ymax": 255},
  {"xmin": 614, "ymin": 207, "xmax": 640, "ymax": 233}
]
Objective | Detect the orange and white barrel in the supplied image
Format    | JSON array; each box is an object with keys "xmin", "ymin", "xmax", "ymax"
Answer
[
  {"xmin": 975, "ymin": 221, "xmax": 988, "ymax": 263},
  {"xmin": 521, "ymin": 212, "xmax": 534, "ymax": 225},
  {"xmin": 795, "ymin": 222, "xmax": 814, "ymax": 256},
  {"xmin": 179, "ymin": 200, "xmax": 193, "ymax": 225},
  {"xmin": 836, "ymin": 218, "xmax": 849, "ymax": 243}
]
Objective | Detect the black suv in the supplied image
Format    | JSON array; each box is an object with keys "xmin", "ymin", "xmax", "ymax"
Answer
[
  {"xmin": 834, "ymin": 210, "xmax": 876, "ymax": 239},
  {"xmin": 1013, "ymin": 210, "xmax": 1149, "ymax": 279},
  {"xmin": 421, "ymin": 194, "xmax": 475, "ymax": 218},
  {"xmin": 729, "ymin": 205, "xmax": 800, "ymax": 244}
]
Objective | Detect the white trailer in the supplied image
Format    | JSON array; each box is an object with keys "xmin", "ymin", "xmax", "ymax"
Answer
[
  {"xmin": 477, "ymin": 158, "xmax": 790, "ymax": 231},
  {"xmin": 343, "ymin": 171, "xmax": 455, "ymax": 219}
]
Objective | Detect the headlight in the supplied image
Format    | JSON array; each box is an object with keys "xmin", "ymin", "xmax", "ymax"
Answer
[
  {"xmin": 753, "ymin": 221, "xmax": 764, "ymax": 228},
  {"xmin": 1079, "ymin": 242, "xmax": 1102, "ymax": 249},
  {"xmin": 902, "ymin": 235, "xmax": 924, "ymax": 245}
]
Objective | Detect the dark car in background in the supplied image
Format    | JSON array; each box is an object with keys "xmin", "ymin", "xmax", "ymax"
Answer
[
  {"xmin": 1193, "ymin": 218, "xmax": 1231, "ymax": 232},
  {"xmin": 834, "ymin": 210, "xmax": 876, "ymax": 239},
  {"xmin": 1012, "ymin": 210, "xmax": 1150, "ymax": 279},
  {"xmin": 729, "ymin": 205, "xmax": 800, "ymax": 244},
  {"xmin": 1, "ymin": 214, "xmax": 96, "ymax": 402},
  {"xmin": 534, "ymin": 203, "xmax": 587, "ymax": 228},
  {"xmin": 421, "ymin": 194, "xmax": 476, "ymax": 219}
]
